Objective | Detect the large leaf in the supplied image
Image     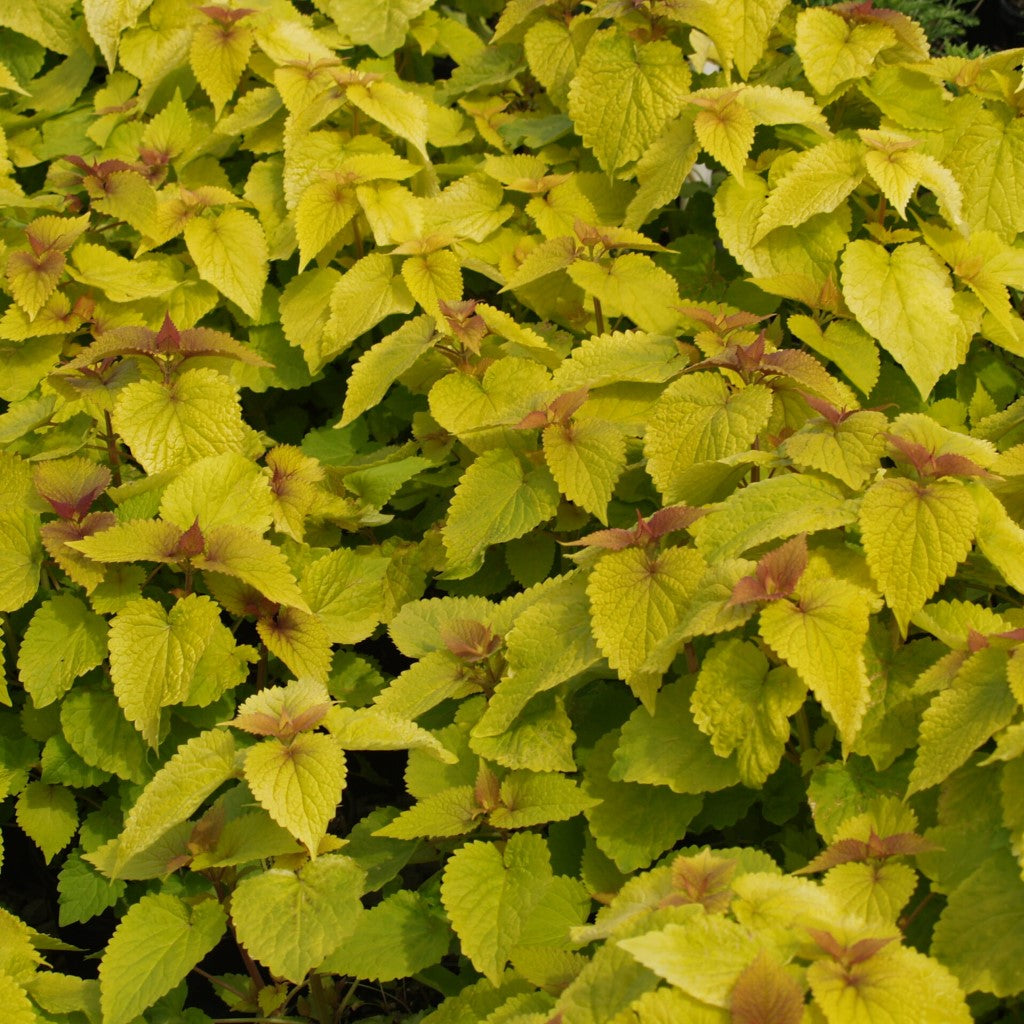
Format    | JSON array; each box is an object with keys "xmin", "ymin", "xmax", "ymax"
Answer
[
  {"xmin": 860, "ymin": 477, "xmax": 976, "ymax": 635},
  {"xmin": 244, "ymin": 732, "xmax": 347, "ymax": 854},
  {"xmin": 841, "ymin": 240, "xmax": 961, "ymax": 397},
  {"xmin": 568, "ymin": 31, "xmax": 690, "ymax": 173},
  {"xmin": 230, "ymin": 855, "xmax": 365, "ymax": 982},
  {"xmin": 184, "ymin": 210, "xmax": 267, "ymax": 318},
  {"xmin": 98, "ymin": 893, "xmax": 226, "ymax": 1024}
]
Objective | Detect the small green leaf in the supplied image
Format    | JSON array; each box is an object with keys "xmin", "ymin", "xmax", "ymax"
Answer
[{"xmin": 15, "ymin": 781, "xmax": 78, "ymax": 862}]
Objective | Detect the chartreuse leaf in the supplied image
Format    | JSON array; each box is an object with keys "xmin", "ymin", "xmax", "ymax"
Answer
[
  {"xmin": 60, "ymin": 685, "xmax": 150, "ymax": 784},
  {"xmin": 841, "ymin": 241, "xmax": 961, "ymax": 397},
  {"xmin": 324, "ymin": 0, "xmax": 433, "ymax": 55},
  {"xmin": 584, "ymin": 731, "xmax": 704, "ymax": 873},
  {"xmin": 644, "ymin": 374, "xmax": 773, "ymax": 504},
  {"xmin": 684, "ymin": 0, "xmax": 788, "ymax": 79},
  {"xmin": 0, "ymin": 905, "xmax": 42, "ymax": 982},
  {"xmin": 808, "ymin": 942, "xmax": 971, "ymax": 1024},
  {"xmin": 443, "ymin": 449, "xmax": 560, "ymax": 578},
  {"xmin": 231, "ymin": 854, "xmax": 365, "ymax": 982},
  {"xmin": 908, "ymin": 647, "xmax": 1016, "ymax": 795},
  {"xmin": 189, "ymin": 12, "xmax": 253, "ymax": 116},
  {"xmin": 104, "ymin": 729, "xmax": 236, "ymax": 879},
  {"xmin": 301, "ymin": 547, "xmax": 389, "ymax": 645},
  {"xmin": 197, "ymin": 525, "xmax": 309, "ymax": 609},
  {"xmin": 0, "ymin": 509, "xmax": 42, "ymax": 612},
  {"xmin": 822, "ymin": 861, "xmax": 917, "ymax": 926},
  {"xmin": 949, "ymin": 119, "xmax": 1024, "ymax": 241},
  {"xmin": 17, "ymin": 594, "xmax": 106, "ymax": 707},
  {"xmin": 159, "ymin": 452, "xmax": 274, "ymax": 534},
  {"xmin": 859, "ymin": 477, "xmax": 977, "ymax": 635},
  {"xmin": 374, "ymin": 786, "xmax": 480, "ymax": 840},
  {"xmin": 318, "ymin": 253, "xmax": 415, "ymax": 371},
  {"xmin": 339, "ymin": 314, "xmax": 435, "ymax": 426},
  {"xmin": 15, "ymin": 781, "xmax": 78, "ymax": 862},
  {"xmin": 568, "ymin": 31, "xmax": 690, "ymax": 174},
  {"xmin": 796, "ymin": 7, "xmax": 896, "ymax": 95},
  {"xmin": 440, "ymin": 832, "xmax": 583, "ymax": 984},
  {"xmin": 759, "ymin": 575, "xmax": 873, "ymax": 748},
  {"xmin": 98, "ymin": 893, "xmax": 226, "ymax": 1024},
  {"xmin": 0, "ymin": 973, "xmax": 37, "ymax": 1024},
  {"xmin": 184, "ymin": 210, "xmax": 267, "ymax": 318},
  {"xmin": 692, "ymin": 640, "xmax": 806, "ymax": 787},
  {"xmin": 968, "ymin": 483, "xmax": 1024, "ymax": 593},
  {"xmin": 618, "ymin": 905, "xmax": 760, "ymax": 1008},
  {"xmin": 754, "ymin": 139, "xmax": 864, "ymax": 242},
  {"xmin": 782, "ymin": 408, "xmax": 888, "ymax": 490},
  {"xmin": 244, "ymin": 732, "xmax": 346, "ymax": 854},
  {"xmin": 612, "ymin": 677, "xmax": 741, "ymax": 796},
  {"xmin": 258, "ymin": 607, "xmax": 332, "ymax": 683},
  {"xmin": 112, "ymin": 369, "xmax": 251, "ymax": 475},
  {"xmin": 587, "ymin": 546, "xmax": 705, "ymax": 704},
  {"xmin": 107, "ymin": 595, "xmax": 222, "ymax": 746},
  {"xmin": 567, "ymin": 254, "xmax": 681, "ymax": 334},
  {"xmin": 690, "ymin": 475, "xmax": 856, "ymax": 562},
  {"xmin": 788, "ymin": 315, "xmax": 880, "ymax": 397},
  {"xmin": 489, "ymin": 771, "xmax": 597, "ymax": 829},
  {"xmin": 693, "ymin": 92, "xmax": 756, "ymax": 180},
  {"xmin": 320, "ymin": 889, "xmax": 451, "ymax": 982},
  {"xmin": 402, "ymin": 250, "xmax": 463, "ymax": 319},
  {"xmin": 542, "ymin": 420, "xmax": 626, "ymax": 524}
]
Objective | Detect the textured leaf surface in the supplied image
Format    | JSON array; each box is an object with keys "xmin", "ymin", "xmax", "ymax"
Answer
[
  {"xmin": 587, "ymin": 545, "xmax": 705, "ymax": 697},
  {"xmin": 860, "ymin": 477, "xmax": 976, "ymax": 634},
  {"xmin": 244, "ymin": 732, "xmax": 346, "ymax": 853},
  {"xmin": 184, "ymin": 210, "xmax": 267, "ymax": 318},
  {"xmin": 692, "ymin": 640, "xmax": 806, "ymax": 787},
  {"xmin": 15, "ymin": 781, "xmax": 78, "ymax": 862},
  {"xmin": 909, "ymin": 647, "xmax": 1016, "ymax": 794},
  {"xmin": 584, "ymin": 732, "xmax": 703, "ymax": 873},
  {"xmin": 841, "ymin": 241, "xmax": 960, "ymax": 397},
  {"xmin": 17, "ymin": 594, "xmax": 106, "ymax": 706},
  {"xmin": 231, "ymin": 854, "xmax": 365, "ymax": 981},
  {"xmin": 440, "ymin": 832, "xmax": 563, "ymax": 983},
  {"xmin": 320, "ymin": 889, "xmax": 451, "ymax": 982},
  {"xmin": 759, "ymin": 575, "xmax": 873, "ymax": 747},
  {"xmin": 618, "ymin": 911, "xmax": 760, "ymax": 1007},
  {"xmin": 808, "ymin": 943, "xmax": 971, "ymax": 1024},
  {"xmin": 112, "ymin": 369, "xmax": 249, "ymax": 474},
  {"xmin": 796, "ymin": 8, "xmax": 895, "ymax": 94},
  {"xmin": 99, "ymin": 893, "xmax": 226, "ymax": 1024},
  {"xmin": 443, "ymin": 449, "xmax": 560, "ymax": 577},
  {"xmin": 111, "ymin": 729, "xmax": 236, "ymax": 878},
  {"xmin": 108, "ymin": 595, "xmax": 221, "ymax": 745},
  {"xmin": 568, "ymin": 32, "xmax": 690, "ymax": 173}
]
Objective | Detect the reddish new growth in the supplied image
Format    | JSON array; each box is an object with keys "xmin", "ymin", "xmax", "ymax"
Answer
[
  {"xmin": 885, "ymin": 434, "xmax": 993, "ymax": 480},
  {"xmin": 565, "ymin": 504, "xmax": 704, "ymax": 551},
  {"xmin": 438, "ymin": 299, "xmax": 488, "ymax": 354},
  {"xmin": 729, "ymin": 534, "xmax": 808, "ymax": 606},
  {"xmin": 197, "ymin": 5, "xmax": 257, "ymax": 23},
  {"xmin": 441, "ymin": 620, "xmax": 503, "ymax": 663},
  {"xmin": 796, "ymin": 828, "xmax": 939, "ymax": 874},
  {"xmin": 515, "ymin": 388, "xmax": 589, "ymax": 430}
]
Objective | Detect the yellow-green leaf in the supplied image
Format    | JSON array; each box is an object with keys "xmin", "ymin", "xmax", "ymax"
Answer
[
  {"xmin": 184, "ymin": 209, "xmax": 267, "ymax": 318},
  {"xmin": 841, "ymin": 240, "xmax": 961, "ymax": 397},
  {"xmin": 860, "ymin": 477, "xmax": 976, "ymax": 635},
  {"xmin": 795, "ymin": 7, "xmax": 896, "ymax": 95},
  {"xmin": 189, "ymin": 18, "xmax": 253, "ymax": 116},
  {"xmin": 568, "ymin": 31, "xmax": 691, "ymax": 174}
]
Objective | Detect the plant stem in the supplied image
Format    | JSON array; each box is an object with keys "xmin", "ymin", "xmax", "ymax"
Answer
[
  {"xmin": 308, "ymin": 973, "xmax": 333, "ymax": 1024},
  {"xmin": 899, "ymin": 890, "xmax": 936, "ymax": 933},
  {"xmin": 593, "ymin": 297, "xmax": 605, "ymax": 334},
  {"xmin": 192, "ymin": 966, "xmax": 250, "ymax": 1003},
  {"xmin": 256, "ymin": 642, "xmax": 268, "ymax": 690},
  {"xmin": 102, "ymin": 410, "xmax": 122, "ymax": 485},
  {"xmin": 333, "ymin": 978, "xmax": 360, "ymax": 1023}
]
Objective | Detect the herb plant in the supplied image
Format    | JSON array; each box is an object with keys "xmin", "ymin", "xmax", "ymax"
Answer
[{"xmin": 2, "ymin": 1, "xmax": 1024, "ymax": 1022}]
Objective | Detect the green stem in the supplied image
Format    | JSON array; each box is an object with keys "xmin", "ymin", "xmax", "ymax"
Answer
[
  {"xmin": 333, "ymin": 978, "xmax": 360, "ymax": 1023},
  {"xmin": 308, "ymin": 973, "xmax": 333, "ymax": 1024},
  {"xmin": 103, "ymin": 410, "xmax": 122, "ymax": 486},
  {"xmin": 256, "ymin": 642, "xmax": 269, "ymax": 690},
  {"xmin": 593, "ymin": 297, "xmax": 605, "ymax": 335}
]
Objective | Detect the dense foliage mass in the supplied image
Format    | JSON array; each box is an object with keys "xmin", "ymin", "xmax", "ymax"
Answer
[{"xmin": 2, "ymin": 0, "xmax": 1024, "ymax": 1021}]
